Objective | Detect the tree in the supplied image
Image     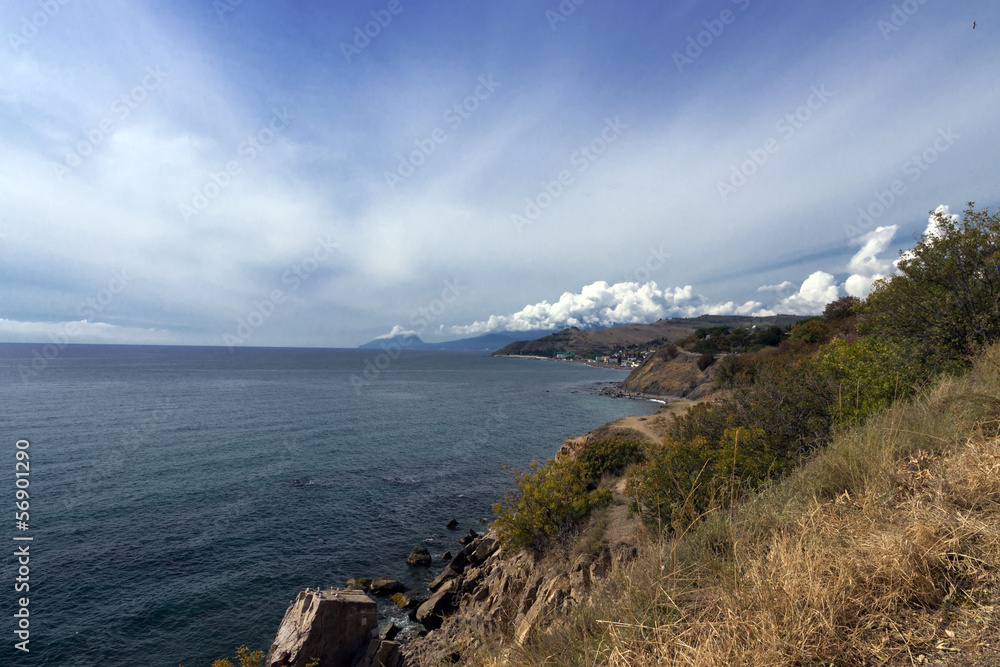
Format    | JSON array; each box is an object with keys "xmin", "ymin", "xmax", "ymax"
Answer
[{"xmin": 864, "ymin": 203, "xmax": 1000, "ymax": 362}]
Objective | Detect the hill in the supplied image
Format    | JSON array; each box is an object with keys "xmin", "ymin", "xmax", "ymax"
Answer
[
  {"xmin": 492, "ymin": 314, "xmax": 803, "ymax": 358},
  {"xmin": 359, "ymin": 330, "xmax": 553, "ymax": 352}
]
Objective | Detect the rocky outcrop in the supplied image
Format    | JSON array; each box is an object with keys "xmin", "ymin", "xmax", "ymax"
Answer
[
  {"xmin": 405, "ymin": 547, "xmax": 431, "ymax": 567},
  {"xmin": 264, "ymin": 588, "xmax": 377, "ymax": 667},
  {"xmin": 400, "ymin": 526, "xmax": 631, "ymax": 666}
]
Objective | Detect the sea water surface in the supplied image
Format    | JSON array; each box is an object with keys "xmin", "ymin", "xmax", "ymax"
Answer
[{"xmin": 0, "ymin": 345, "xmax": 658, "ymax": 666}]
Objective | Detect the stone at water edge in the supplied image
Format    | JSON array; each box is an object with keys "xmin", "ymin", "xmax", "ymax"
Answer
[
  {"xmin": 441, "ymin": 551, "xmax": 452, "ymax": 561},
  {"xmin": 446, "ymin": 519, "xmax": 460, "ymax": 529},
  {"xmin": 458, "ymin": 528, "xmax": 479, "ymax": 545},
  {"xmin": 405, "ymin": 546, "xmax": 432, "ymax": 567},
  {"xmin": 369, "ymin": 577, "xmax": 405, "ymax": 596},
  {"xmin": 264, "ymin": 588, "xmax": 376, "ymax": 667},
  {"xmin": 345, "ymin": 577, "xmax": 372, "ymax": 591}
]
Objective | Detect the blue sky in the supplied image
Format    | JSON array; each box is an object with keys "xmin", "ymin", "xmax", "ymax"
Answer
[{"xmin": 1, "ymin": 0, "xmax": 997, "ymax": 348}]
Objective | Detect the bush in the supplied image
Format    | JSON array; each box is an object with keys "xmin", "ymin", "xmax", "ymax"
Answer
[
  {"xmin": 578, "ymin": 438, "xmax": 645, "ymax": 486},
  {"xmin": 655, "ymin": 344, "xmax": 679, "ymax": 361},
  {"xmin": 864, "ymin": 203, "xmax": 1000, "ymax": 363},
  {"xmin": 696, "ymin": 353, "xmax": 716, "ymax": 371},
  {"xmin": 813, "ymin": 335, "xmax": 930, "ymax": 427},
  {"xmin": 492, "ymin": 458, "xmax": 609, "ymax": 550}
]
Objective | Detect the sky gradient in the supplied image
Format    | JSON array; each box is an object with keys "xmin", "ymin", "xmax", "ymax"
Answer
[{"xmin": 1, "ymin": 0, "xmax": 998, "ymax": 348}]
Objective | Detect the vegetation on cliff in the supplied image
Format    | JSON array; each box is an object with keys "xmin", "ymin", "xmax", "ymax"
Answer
[{"xmin": 483, "ymin": 204, "xmax": 1000, "ymax": 665}]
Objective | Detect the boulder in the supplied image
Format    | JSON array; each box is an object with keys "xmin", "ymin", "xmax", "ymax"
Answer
[
  {"xmin": 441, "ymin": 551, "xmax": 452, "ymax": 561},
  {"xmin": 355, "ymin": 638, "xmax": 408, "ymax": 667},
  {"xmin": 264, "ymin": 588, "xmax": 376, "ymax": 667},
  {"xmin": 369, "ymin": 578, "xmax": 405, "ymax": 596},
  {"xmin": 458, "ymin": 528, "xmax": 479, "ymax": 545},
  {"xmin": 446, "ymin": 519, "xmax": 460, "ymax": 530},
  {"xmin": 390, "ymin": 592, "xmax": 417, "ymax": 610},
  {"xmin": 405, "ymin": 546, "xmax": 432, "ymax": 567},
  {"xmin": 381, "ymin": 622, "xmax": 401, "ymax": 642},
  {"xmin": 345, "ymin": 577, "xmax": 372, "ymax": 591},
  {"xmin": 415, "ymin": 579, "xmax": 457, "ymax": 630}
]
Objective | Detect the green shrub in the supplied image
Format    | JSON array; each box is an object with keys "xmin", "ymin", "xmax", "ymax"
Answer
[
  {"xmin": 492, "ymin": 458, "xmax": 608, "ymax": 550},
  {"xmin": 578, "ymin": 438, "xmax": 645, "ymax": 486},
  {"xmin": 813, "ymin": 335, "xmax": 930, "ymax": 427}
]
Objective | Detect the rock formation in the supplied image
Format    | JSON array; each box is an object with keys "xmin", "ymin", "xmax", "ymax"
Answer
[{"xmin": 264, "ymin": 588, "xmax": 376, "ymax": 667}]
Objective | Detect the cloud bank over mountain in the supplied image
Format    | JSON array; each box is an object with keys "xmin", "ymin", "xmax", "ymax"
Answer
[{"xmin": 448, "ymin": 222, "xmax": 915, "ymax": 335}]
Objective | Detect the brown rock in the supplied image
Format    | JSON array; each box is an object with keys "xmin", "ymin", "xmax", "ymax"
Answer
[
  {"xmin": 415, "ymin": 579, "xmax": 458, "ymax": 630},
  {"xmin": 345, "ymin": 577, "xmax": 372, "ymax": 591},
  {"xmin": 264, "ymin": 588, "xmax": 376, "ymax": 667},
  {"xmin": 369, "ymin": 577, "xmax": 405, "ymax": 596},
  {"xmin": 405, "ymin": 546, "xmax": 432, "ymax": 567}
]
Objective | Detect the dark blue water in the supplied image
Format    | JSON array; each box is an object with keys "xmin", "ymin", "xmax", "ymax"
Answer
[{"xmin": 0, "ymin": 344, "xmax": 657, "ymax": 666}]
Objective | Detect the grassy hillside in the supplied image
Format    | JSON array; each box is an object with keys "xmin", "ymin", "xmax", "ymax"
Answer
[
  {"xmin": 483, "ymin": 342, "xmax": 1000, "ymax": 666},
  {"xmin": 493, "ymin": 314, "xmax": 802, "ymax": 358}
]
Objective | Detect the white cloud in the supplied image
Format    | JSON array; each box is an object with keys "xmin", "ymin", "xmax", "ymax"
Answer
[
  {"xmin": 844, "ymin": 225, "xmax": 896, "ymax": 298},
  {"xmin": 773, "ymin": 271, "xmax": 840, "ymax": 315},
  {"xmin": 376, "ymin": 325, "xmax": 420, "ymax": 339},
  {"xmin": 450, "ymin": 280, "xmax": 764, "ymax": 334},
  {"xmin": 757, "ymin": 281, "xmax": 794, "ymax": 292},
  {"xmin": 0, "ymin": 318, "xmax": 174, "ymax": 345}
]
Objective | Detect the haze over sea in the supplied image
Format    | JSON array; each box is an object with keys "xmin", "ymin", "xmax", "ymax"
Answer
[{"xmin": 0, "ymin": 344, "xmax": 657, "ymax": 667}]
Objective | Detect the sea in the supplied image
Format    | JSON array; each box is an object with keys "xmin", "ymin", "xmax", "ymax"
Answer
[{"xmin": 0, "ymin": 344, "xmax": 659, "ymax": 667}]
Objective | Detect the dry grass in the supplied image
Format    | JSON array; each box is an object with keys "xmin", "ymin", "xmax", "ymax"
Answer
[{"xmin": 480, "ymin": 345, "xmax": 1000, "ymax": 667}]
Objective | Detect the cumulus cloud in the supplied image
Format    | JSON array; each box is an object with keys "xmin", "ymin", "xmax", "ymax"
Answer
[
  {"xmin": 844, "ymin": 225, "xmax": 897, "ymax": 298},
  {"xmin": 757, "ymin": 281, "xmax": 794, "ymax": 293},
  {"xmin": 771, "ymin": 271, "xmax": 841, "ymax": 315},
  {"xmin": 450, "ymin": 281, "xmax": 764, "ymax": 335},
  {"xmin": 375, "ymin": 325, "xmax": 421, "ymax": 339}
]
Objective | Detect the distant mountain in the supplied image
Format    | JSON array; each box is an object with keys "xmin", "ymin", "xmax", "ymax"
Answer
[{"xmin": 358, "ymin": 330, "xmax": 553, "ymax": 352}]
